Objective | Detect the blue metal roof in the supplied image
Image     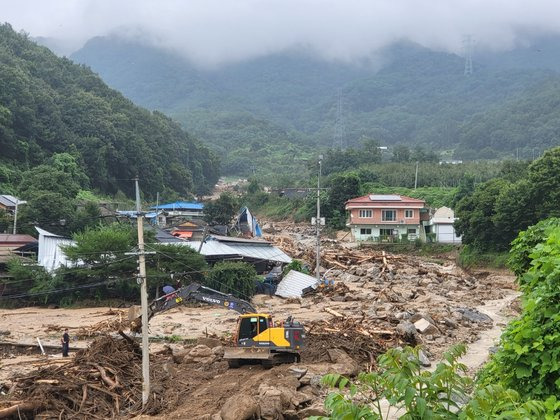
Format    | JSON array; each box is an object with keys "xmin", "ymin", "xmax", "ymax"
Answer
[{"xmin": 151, "ymin": 201, "xmax": 204, "ymax": 210}]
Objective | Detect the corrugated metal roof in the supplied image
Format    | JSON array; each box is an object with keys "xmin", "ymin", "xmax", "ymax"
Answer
[
  {"xmin": 177, "ymin": 240, "xmax": 291, "ymax": 263},
  {"xmin": 226, "ymin": 244, "xmax": 291, "ymax": 263},
  {"xmin": 0, "ymin": 234, "xmax": 37, "ymax": 243},
  {"xmin": 0, "ymin": 195, "xmax": 18, "ymax": 207},
  {"xmin": 151, "ymin": 201, "xmax": 204, "ymax": 210},
  {"xmin": 210, "ymin": 235, "xmax": 271, "ymax": 245},
  {"xmin": 275, "ymin": 270, "xmax": 318, "ymax": 298}
]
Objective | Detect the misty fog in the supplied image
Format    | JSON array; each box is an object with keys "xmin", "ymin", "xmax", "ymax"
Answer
[{"xmin": 3, "ymin": 0, "xmax": 560, "ymax": 66}]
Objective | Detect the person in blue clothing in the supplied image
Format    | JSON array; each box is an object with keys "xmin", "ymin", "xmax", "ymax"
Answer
[{"xmin": 162, "ymin": 285, "xmax": 176, "ymax": 296}]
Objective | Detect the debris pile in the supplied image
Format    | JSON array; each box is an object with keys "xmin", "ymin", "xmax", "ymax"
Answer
[
  {"xmin": 303, "ymin": 313, "xmax": 397, "ymax": 370},
  {"xmin": 0, "ymin": 335, "xmax": 180, "ymax": 419}
]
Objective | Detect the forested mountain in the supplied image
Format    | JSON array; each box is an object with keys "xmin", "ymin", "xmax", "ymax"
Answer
[
  {"xmin": 70, "ymin": 35, "xmax": 560, "ymax": 176},
  {"xmin": 0, "ymin": 24, "xmax": 219, "ymax": 198}
]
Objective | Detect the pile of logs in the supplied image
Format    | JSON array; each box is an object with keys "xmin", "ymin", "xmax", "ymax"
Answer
[
  {"xmin": 0, "ymin": 335, "xmax": 175, "ymax": 419},
  {"xmin": 267, "ymin": 234, "xmax": 398, "ymax": 273},
  {"xmin": 43, "ymin": 311, "xmax": 131, "ymax": 339},
  {"xmin": 76, "ymin": 313, "xmax": 131, "ymax": 338},
  {"xmin": 304, "ymin": 309, "xmax": 399, "ymax": 370}
]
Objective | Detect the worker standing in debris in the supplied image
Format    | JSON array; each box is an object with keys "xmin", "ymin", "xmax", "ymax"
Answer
[{"xmin": 61, "ymin": 328, "xmax": 70, "ymax": 357}]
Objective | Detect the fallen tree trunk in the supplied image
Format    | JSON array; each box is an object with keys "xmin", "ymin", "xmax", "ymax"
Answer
[{"xmin": 0, "ymin": 401, "xmax": 43, "ymax": 418}]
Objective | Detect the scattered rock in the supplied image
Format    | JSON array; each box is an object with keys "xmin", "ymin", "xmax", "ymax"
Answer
[
  {"xmin": 168, "ymin": 344, "xmax": 189, "ymax": 363},
  {"xmin": 220, "ymin": 394, "xmax": 259, "ymax": 420},
  {"xmin": 258, "ymin": 386, "xmax": 285, "ymax": 419},
  {"xmin": 309, "ymin": 374, "xmax": 323, "ymax": 387},
  {"xmin": 297, "ymin": 403, "xmax": 328, "ymax": 418},
  {"xmin": 443, "ymin": 318, "xmax": 458, "ymax": 329},
  {"xmin": 288, "ymin": 366, "xmax": 308, "ymax": 379},
  {"xmin": 414, "ymin": 318, "xmax": 439, "ymax": 335},
  {"xmin": 327, "ymin": 348, "xmax": 359, "ymax": 376},
  {"xmin": 418, "ymin": 349, "xmax": 431, "ymax": 367},
  {"xmin": 189, "ymin": 344, "xmax": 213, "ymax": 358},
  {"xmin": 396, "ymin": 321, "xmax": 418, "ymax": 342},
  {"xmin": 395, "ymin": 311, "xmax": 412, "ymax": 320},
  {"xmin": 212, "ymin": 346, "xmax": 224, "ymax": 357},
  {"xmin": 454, "ymin": 308, "xmax": 493, "ymax": 324},
  {"xmin": 198, "ymin": 337, "xmax": 223, "ymax": 348}
]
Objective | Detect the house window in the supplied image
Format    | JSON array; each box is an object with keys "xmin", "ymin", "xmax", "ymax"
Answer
[
  {"xmin": 405, "ymin": 210, "xmax": 414, "ymax": 218},
  {"xmin": 407, "ymin": 228, "xmax": 416, "ymax": 234},
  {"xmin": 359, "ymin": 209, "xmax": 372, "ymax": 218},
  {"xmin": 360, "ymin": 228, "xmax": 372, "ymax": 235},
  {"xmin": 380, "ymin": 228, "xmax": 393, "ymax": 236},
  {"xmin": 382, "ymin": 210, "xmax": 396, "ymax": 221}
]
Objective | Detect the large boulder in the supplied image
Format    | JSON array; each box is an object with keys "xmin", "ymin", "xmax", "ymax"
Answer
[
  {"xmin": 327, "ymin": 348, "xmax": 359, "ymax": 376},
  {"xmin": 220, "ymin": 394, "xmax": 259, "ymax": 420},
  {"xmin": 396, "ymin": 321, "xmax": 418, "ymax": 343},
  {"xmin": 197, "ymin": 337, "xmax": 223, "ymax": 348},
  {"xmin": 454, "ymin": 308, "xmax": 493, "ymax": 324},
  {"xmin": 189, "ymin": 344, "xmax": 213, "ymax": 357},
  {"xmin": 168, "ymin": 344, "xmax": 189, "ymax": 363}
]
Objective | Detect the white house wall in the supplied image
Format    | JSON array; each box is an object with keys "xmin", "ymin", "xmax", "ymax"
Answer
[
  {"xmin": 351, "ymin": 225, "xmax": 421, "ymax": 242},
  {"xmin": 434, "ymin": 224, "xmax": 462, "ymax": 244},
  {"xmin": 36, "ymin": 228, "xmax": 76, "ymax": 272}
]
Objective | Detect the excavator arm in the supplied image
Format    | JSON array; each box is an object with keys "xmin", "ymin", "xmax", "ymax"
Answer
[{"xmin": 147, "ymin": 282, "xmax": 256, "ymax": 322}]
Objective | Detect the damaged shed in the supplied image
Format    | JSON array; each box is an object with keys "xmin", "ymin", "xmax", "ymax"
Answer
[{"xmin": 275, "ymin": 270, "xmax": 318, "ymax": 298}]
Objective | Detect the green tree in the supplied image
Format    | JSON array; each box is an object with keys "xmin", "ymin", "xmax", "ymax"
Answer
[
  {"xmin": 392, "ymin": 145, "xmax": 411, "ymax": 163},
  {"xmin": 361, "ymin": 138, "xmax": 383, "ymax": 164},
  {"xmin": 205, "ymin": 261, "xmax": 256, "ymax": 299},
  {"xmin": 492, "ymin": 180, "xmax": 535, "ymax": 246},
  {"xmin": 146, "ymin": 243, "xmax": 208, "ymax": 296},
  {"xmin": 17, "ymin": 191, "xmax": 76, "ymax": 236},
  {"xmin": 203, "ymin": 192, "xmax": 239, "ymax": 225},
  {"xmin": 18, "ymin": 164, "xmax": 81, "ymax": 200},
  {"xmin": 325, "ymin": 173, "xmax": 361, "ymax": 227},
  {"xmin": 454, "ymin": 179, "xmax": 510, "ymax": 251},
  {"xmin": 528, "ymin": 147, "xmax": 560, "ymax": 219}
]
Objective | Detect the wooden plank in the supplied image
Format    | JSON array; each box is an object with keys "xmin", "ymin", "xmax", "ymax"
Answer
[{"xmin": 324, "ymin": 307, "xmax": 345, "ymax": 318}]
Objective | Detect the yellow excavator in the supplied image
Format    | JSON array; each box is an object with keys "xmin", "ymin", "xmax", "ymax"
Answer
[{"xmin": 131, "ymin": 283, "xmax": 304, "ymax": 367}]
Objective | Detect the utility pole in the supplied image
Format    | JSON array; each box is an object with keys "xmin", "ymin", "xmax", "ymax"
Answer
[
  {"xmin": 12, "ymin": 199, "xmax": 26, "ymax": 235},
  {"xmin": 134, "ymin": 178, "xmax": 150, "ymax": 407},
  {"xmin": 315, "ymin": 155, "xmax": 323, "ymax": 282},
  {"xmin": 12, "ymin": 200, "xmax": 19, "ymax": 235},
  {"xmin": 414, "ymin": 161, "xmax": 419, "ymax": 190}
]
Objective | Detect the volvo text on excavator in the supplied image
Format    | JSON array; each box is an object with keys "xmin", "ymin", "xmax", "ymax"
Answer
[{"xmin": 131, "ymin": 282, "xmax": 305, "ymax": 367}]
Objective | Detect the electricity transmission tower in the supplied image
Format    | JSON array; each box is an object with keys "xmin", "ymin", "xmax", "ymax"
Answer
[
  {"xmin": 463, "ymin": 35, "xmax": 474, "ymax": 75},
  {"xmin": 332, "ymin": 89, "xmax": 347, "ymax": 149}
]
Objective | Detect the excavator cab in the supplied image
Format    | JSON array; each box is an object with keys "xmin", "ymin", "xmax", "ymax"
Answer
[{"xmin": 238, "ymin": 315, "xmax": 269, "ymax": 341}]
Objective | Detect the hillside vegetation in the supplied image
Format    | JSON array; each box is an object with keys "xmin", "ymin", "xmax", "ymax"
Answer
[
  {"xmin": 0, "ymin": 24, "xmax": 219, "ymax": 198},
  {"xmin": 71, "ymin": 37, "xmax": 560, "ymax": 178}
]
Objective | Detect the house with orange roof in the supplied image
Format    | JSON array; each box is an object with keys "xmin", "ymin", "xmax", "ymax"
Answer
[{"xmin": 345, "ymin": 194, "xmax": 428, "ymax": 242}]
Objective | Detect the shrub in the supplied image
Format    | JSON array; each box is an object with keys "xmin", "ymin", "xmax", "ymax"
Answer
[
  {"xmin": 205, "ymin": 261, "xmax": 256, "ymax": 299},
  {"xmin": 312, "ymin": 345, "xmax": 557, "ymax": 419},
  {"xmin": 508, "ymin": 217, "xmax": 560, "ymax": 281}
]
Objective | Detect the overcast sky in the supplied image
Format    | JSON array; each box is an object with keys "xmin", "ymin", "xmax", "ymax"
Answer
[{"xmin": 2, "ymin": 0, "xmax": 560, "ymax": 66}]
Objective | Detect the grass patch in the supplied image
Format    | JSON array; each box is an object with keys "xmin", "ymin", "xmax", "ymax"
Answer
[{"xmin": 458, "ymin": 245, "xmax": 509, "ymax": 269}]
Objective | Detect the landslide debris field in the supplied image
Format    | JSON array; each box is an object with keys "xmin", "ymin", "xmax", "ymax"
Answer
[{"xmin": 0, "ymin": 236, "xmax": 518, "ymax": 419}]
